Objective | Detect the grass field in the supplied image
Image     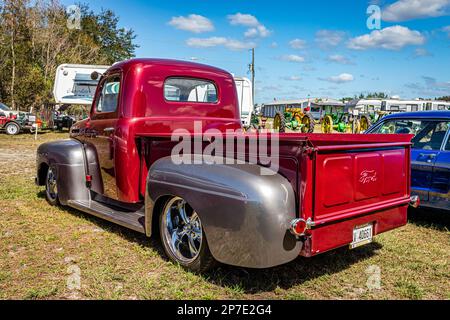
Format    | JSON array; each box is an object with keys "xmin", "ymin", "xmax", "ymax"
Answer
[{"xmin": 0, "ymin": 132, "xmax": 448, "ymax": 300}]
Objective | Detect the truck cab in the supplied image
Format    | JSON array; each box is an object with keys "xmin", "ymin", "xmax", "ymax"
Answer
[{"xmin": 36, "ymin": 58, "xmax": 416, "ymax": 272}]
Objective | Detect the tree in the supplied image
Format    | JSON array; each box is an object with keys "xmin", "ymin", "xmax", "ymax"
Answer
[{"xmin": 0, "ymin": 0, "xmax": 138, "ymax": 111}]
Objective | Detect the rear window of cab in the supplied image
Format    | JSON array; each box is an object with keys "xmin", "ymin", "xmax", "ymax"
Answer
[{"xmin": 164, "ymin": 77, "xmax": 218, "ymax": 103}]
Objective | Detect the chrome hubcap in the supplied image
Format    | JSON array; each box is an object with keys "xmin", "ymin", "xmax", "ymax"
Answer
[
  {"xmin": 6, "ymin": 125, "xmax": 18, "ymax": 134},
  {"xmin": 46, "ymin": 168, "xmax": 58, "ymax": 201},
  {"xmin": 162, "ymin": 197, "xmax": 202, "ymax": 263}
]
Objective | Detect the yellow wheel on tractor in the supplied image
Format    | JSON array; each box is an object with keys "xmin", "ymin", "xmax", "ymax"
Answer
[
  {"xmin": 353, "ymin": 119, "xmax": 361, "ymax": 134},
  {"xmin": 301, "ymin": 113, "xmax": 315, "ymax": 133},
  {"xmin": 273, "ymin": 112, "xmax": 286, "ymax": 133},
  {"xmin": 360, "ymin": 115, "xmax": 372, "ymax": 132},
  {"xmin": 321, "ymin": 115, "xmax": 333, "ymax": 133}
]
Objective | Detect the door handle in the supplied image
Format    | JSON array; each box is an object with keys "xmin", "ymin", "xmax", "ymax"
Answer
[
  {"xmin": 419, "ymin": 153, "xmax": 436, "ymax": 158},
  {"xmin": 103, "ymin": 127, "xmax": 115, "ymax": 133}
]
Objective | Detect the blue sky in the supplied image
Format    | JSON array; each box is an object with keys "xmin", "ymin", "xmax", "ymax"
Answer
[{"xmin": 62, "ymin": 0, "xmax": 450, "ymax": 103}]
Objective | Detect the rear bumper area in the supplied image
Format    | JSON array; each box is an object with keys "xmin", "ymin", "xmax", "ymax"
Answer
[{"xmin": 300, "ymin": 204, "xmax": 408, "ymax": 257}]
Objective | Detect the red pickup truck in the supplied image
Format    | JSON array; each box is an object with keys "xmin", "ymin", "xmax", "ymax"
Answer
[{"xmin": 36, "ymin": 59, "xmax": 417, "ymax": 272}]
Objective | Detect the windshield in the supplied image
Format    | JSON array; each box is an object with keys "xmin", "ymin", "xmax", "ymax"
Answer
[
  {"xmin": 0, "ymin": 103, "xmax": 10, "ymax": 111},
  {"xmin": 373, "ymin": 119, "xmax": 449, "ymax": 150}
]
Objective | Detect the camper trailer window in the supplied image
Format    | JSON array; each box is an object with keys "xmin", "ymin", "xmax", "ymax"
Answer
[
  {"xmin": 390, "ymin": 106, "xmax": 400, "ymax": 111},
  {"xmin": 164, "ymin": 78, "xmax": 218, "ymax": 103},
  {"xmin": 96, "ymin": 76, "xmax": 120, "ymax": 113}
]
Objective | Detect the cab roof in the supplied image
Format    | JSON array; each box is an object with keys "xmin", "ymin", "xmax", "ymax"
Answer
[{"xmin": 108, "ymin": 58, "xmax": 232, "ymax": 77}]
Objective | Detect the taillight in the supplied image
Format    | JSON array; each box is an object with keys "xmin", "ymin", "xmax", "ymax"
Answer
[
  {"xmin": 290, "ymin": 219, "xmax": 307, "ymax": 236},
  {"xmin": 409, "ymin": 195, "xmax": 420, "ymax": 208},
  {"xmin": 85, "ymin": 175, "xmax": 92, "ymax": 188}
]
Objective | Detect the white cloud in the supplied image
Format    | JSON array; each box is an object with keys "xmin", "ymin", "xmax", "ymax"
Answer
[
  {"xmin": 382, "ymin": 0, "xmax": 450, "ymax": 22},
  {"xmin": 244, "ymin": 25, "xmax": 271, "ymax": 38},
  {"xmin": 186, "ymin": 37, "xmax": 255, "ymax": 51},
  {"xmin": 289, "ymin": 38, "xmax": 306, "ymax": 49},
  {"xmin": 281, "ymin": 54, "xmax": 305, "ymax": 63},
  {"xmin": 443, "ymin": 25, "xmax": 450, "ymax": 37},
  {"xmin": 315, "ymin": 30, "xmax": 346, "ymax": 48},
  {"xmin": 327, "ymin": 54, "xmax": 353, "ymax": 64},
  {"xmin": 227, "ymin": 13, "xmax": 260, "ymax": 27},
  {"xmin": 168, "ymin": 14, "xmax": 214, "ymax": 33},
  {"xmin": 405, "ymin": 75, "xmax": 450, "ymax": 96},
  {"xmin": 228, "ymin": 13, "xmax": 271, "ymax": 38},
  {"xmin": 270, "ymin": 42, "xmax": 278, "ymax": 48},
  {"xmin": 347, "ymin": 25, "xmax": 425, "ymax": 50},
  {"xmin": 282, "ymin": 76, "xmax": 302, "ymax": 81},
  {"xmin": 414, "ymin": 48, "xmax": 433, "ymax": 57},
  {"xmin": 320, "ymin": 73, "xmax": 354, "ymax": 83}
]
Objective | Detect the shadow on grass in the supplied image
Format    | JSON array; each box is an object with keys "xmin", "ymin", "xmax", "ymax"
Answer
[
  {"xmin": 408, "ymin": 207, "xmax": 450, "ymax": 231},
  {"xmin": 51, "ymin": 200, "xmax": 382, "ymax": 293},
  {"xmin": 201, "ymin": 243, "xmax": 382, "ymax": 294}
]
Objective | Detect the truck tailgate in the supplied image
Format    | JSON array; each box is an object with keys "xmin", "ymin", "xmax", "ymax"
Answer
[{"xmin": 308, "ymin": 136, "xmax": 413, "ymax": 225}]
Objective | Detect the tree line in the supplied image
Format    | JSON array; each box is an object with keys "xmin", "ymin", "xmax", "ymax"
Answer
[{"xmin": 0, "ymin": 0, "xmax": 138, "ymax": 111}]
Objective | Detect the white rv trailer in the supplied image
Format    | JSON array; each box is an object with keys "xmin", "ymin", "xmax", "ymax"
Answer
[
  {"xmin": 345, "ymin": 99, "xmax": 383, "ymax": 114},
  {"xmin": 234, "ymin": 77, "xmax": 254, "ymax": 127},
  {"xmin": 422, "ymin": 100, "xmax": 450, "ymax": 111},
  {"xmin": 380, "ymin": 99, "xmax": 450, "ymax": 112},
  {"xmin": 53, "ymin": 64, "xmax": 111, "ymax": 105}
]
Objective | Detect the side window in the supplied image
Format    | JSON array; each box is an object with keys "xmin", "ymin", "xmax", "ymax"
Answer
[
  {"xmin": 164, "ymin": 77, "xmax": 218, "ymax": 103},
  {"xmin": 412, "ymin": 121, "xmax": 449, "ymax": 150},
  {"xmin": 96, "ymin": 76, "xmax": 121, "ymax": 113}
]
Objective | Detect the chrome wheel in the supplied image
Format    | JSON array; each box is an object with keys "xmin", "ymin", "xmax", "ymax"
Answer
[
  {"xmin": 45, "ymin": 167, "xmax": 58, "ymax": 204},
  {"xmin": 161, "ymin": 197, "xmax": 202, "ymax": 263},
  {"xmin": 5, "ymin": 123, "xmax": 19, "ymax": 135}
]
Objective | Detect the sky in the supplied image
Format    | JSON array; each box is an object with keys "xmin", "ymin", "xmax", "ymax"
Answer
[{"xmin": 62, "ymin": 0, "xmax": 450, "ymax": 103}]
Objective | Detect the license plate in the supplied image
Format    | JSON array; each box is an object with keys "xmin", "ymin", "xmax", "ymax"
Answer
[{"xmin": 350, "ymin": 223, "xmax": 373, "ymax": 249}]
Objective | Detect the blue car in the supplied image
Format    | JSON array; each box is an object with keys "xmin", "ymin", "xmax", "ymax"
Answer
[{"xmin": 366, "ymin": 111, "xmax": 450, "ymax": 211}]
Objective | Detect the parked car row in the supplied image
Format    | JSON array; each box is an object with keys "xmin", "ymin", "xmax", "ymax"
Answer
[{"xmin": 0, "ymin": 102, "xmax": 76, "ymax": 135}]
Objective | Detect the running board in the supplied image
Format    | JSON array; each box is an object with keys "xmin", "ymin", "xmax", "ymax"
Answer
[{"xmin": 67, "ymin": 200, "xmax": 145, "ymax": 233}]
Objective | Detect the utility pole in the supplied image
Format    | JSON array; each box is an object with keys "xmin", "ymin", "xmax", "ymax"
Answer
[{"xmin": 248, "ymin": 48, "xmax": 255, "ymax": 105}]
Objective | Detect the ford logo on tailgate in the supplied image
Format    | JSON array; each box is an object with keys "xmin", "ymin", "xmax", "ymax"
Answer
[{"xmin": 359, "ymin": 170, "xmax": 377, "ymax": 184}]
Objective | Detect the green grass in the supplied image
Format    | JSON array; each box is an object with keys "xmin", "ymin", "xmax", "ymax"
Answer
[{"xmin": 0, "ymin": 132, "xmax": 449, "ymax": 300}]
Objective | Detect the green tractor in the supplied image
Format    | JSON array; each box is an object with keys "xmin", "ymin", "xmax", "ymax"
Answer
[
  {"xmin": 272, "ymin": 107, "xmax": 315, "ymax": 133},
  {"xmin": 320, "ymin": 106, "xmax": 359, "ymax": 133},
  {"xmin": 358, "ymin": 111, "xmax": 388, "ymax": 132}
]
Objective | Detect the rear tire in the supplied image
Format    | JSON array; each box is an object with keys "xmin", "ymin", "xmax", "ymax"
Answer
[
  {"xmin": 5, "ymin": 122, "xmax": 20, "ymax": 135},
  {"xmin": 359, "ymin": 115, "xmax": 372, "ymax": 132},
  {"xmin": 273, "ymin": 112, "xmax": 286, "ymax": 133},
  {"xmin": 301, "ymin": 113, "xmax": 315, "ymax": 133},
  {"xmin": 159, "ymin": 197, "xmax": 216, "ymax": 273},
  {"xmin": 45, "ymin": 166, "xmax": 60, "ymax": 206}
]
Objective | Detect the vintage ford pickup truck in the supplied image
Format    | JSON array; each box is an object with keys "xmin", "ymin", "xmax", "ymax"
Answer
[{"xmin": 36, "ymin": 59, "xmax": 418, "ymax": 272}]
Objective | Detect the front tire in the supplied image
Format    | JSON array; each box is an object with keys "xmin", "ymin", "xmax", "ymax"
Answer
[
  {"xmin": 159, "ymin": 197, "xmax": 216, "ymax": 272},
  {"xmin": 45, "ymin": 166, "xmax": 60, "ymax": 206},
  {"xmin": 5, "ymin": 122, "xmax": 20, "ymax": 135}
]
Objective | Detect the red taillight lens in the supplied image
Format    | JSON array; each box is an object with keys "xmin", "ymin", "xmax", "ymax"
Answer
[{"xmin": 290, "ymin": 218, "xmax": 307, "ymax": 236}]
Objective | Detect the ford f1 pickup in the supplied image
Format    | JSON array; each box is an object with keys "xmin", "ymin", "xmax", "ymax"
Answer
[{"xmin": 36, "ymin": 59, "xmax": 417, "ymax": 272}]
